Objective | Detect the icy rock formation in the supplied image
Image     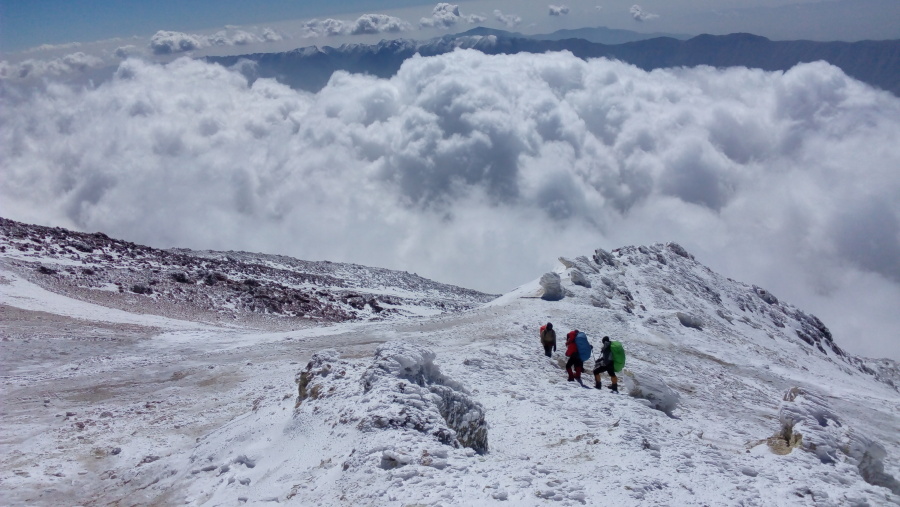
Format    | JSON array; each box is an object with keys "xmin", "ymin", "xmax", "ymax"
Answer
[
  {"xmin": 592, "ymin": 248, "xmax": 616, "ymax": 267},
  {"xmin": 774, "ymin": 387, "xmax": 900, "ymax": 494},
  {"xmin": 359, "ymin": 342, "xmax": 489, "ymax": 454},
  {"xmin": 590, "ymin": 294, "xmax": 610, "ymax": 308},
  {"xmin": 753, "ymin": 285, "xmax": 778, "ymax": 305},
  {"xmin": 570, "ymin": 269, "xmax": 591, "ymax": 288},
  {"xmin": 559, "ymin": 256, "xmax": 598, "ymax": 274},
  {"xmin": 676, "ymin": 312, "xmax": 704, "ymax": 330},
  {"xmin": 666, "ymin": 242, "xmax": 693, "ymax": 260},
  {"xmin": 296, "ymin": 349, "xmax": 342, "ymax": 404},
  {"xmin": 623, "ymin": 371, "xmax": 680, "ymax": 417},
  {"xmin": 540, "ymin": 272, "xmax": 564, "ymax": 301}
]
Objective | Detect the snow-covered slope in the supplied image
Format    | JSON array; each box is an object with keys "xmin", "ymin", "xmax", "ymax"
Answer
[
  {"xmin": 2, "ymin": 221, "xmax": 898, "ymax": 505},
  {"xmin": 0, "ymin": 217, "xmax": 496, "ymax": 329}
]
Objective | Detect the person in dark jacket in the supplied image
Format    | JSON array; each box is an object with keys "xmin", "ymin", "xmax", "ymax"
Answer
[
  {"xmin": 593, "ymin": 336, "xmax": 618, "ymax": 392},
  {"xmin": 565, "ymin": 329, "xmax": 584, "ymax": 382},
  {"xmin": 539, "ymin": 322, "xmax": 557, "ymax": 357}
]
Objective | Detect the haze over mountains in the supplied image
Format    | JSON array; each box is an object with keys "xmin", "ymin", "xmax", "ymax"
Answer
[{"xmin": 209, "ymin": 28, "xmax": 900, "ymax": 96}]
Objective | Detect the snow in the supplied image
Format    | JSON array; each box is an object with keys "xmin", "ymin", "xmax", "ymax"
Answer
[
  {"xmin": 0, "ymin": 268, "xmax": 210, "ymax": 330},
  {"xmin": 2, "ymin": 236, "xmax": 899, "ymax": 506}
]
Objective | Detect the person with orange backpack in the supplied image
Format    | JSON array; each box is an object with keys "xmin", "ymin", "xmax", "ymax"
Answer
[{"xmin": 539, "ymin": 322, "xmax": 557, "ymax": 357}]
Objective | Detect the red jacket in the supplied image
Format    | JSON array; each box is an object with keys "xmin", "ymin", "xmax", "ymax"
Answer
[{"xmin": 565, "ymin": 330, "xmax": 578, "ymax": 357}]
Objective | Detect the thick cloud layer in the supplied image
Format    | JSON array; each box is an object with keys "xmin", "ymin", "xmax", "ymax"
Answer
[{"xmin": 2, "ymin": 51, "xmax": 899, "ymax": 359}]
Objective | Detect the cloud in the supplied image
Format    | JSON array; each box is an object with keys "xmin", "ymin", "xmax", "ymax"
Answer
[
  {"xmin": 150, "ymin": 30, "xmax": 207, "ymax": 54},
  {"xmin": 549, "ymin": 5, "xmax": 570, "ymax": 16},
  {"xmin": 114, "ymin": 45, "xmax": 140, "ymax": 59},
  {"xmin": 22, "ymin": 41, "xmax": 83, "ymax": 54},
  {"xmin": 301, "ymin": 19, "xmax": 348, "ymax": 38},
  {"xmin": 630, "ymin": 4, "xmax": 659, "ymax": 21},
  {"xmin": 1, "ymin": 52, "xmax": 899, "ymax": 360},
  {"xmin": 149, "ymin": 27, "xmax": 288, "ymax": 55},
  {"xmin": 493, "ymin": 10, "xmax": 523, "ymax": 28},
  {"xmin": 420, "ymin": 3, "xmax": 484, "ymax": 28},
  {"xmin": 0, "ymin": 52, "xmax": 105, "ymax": 80},
  {"xmin": 350, "ymin": 14, "xmax": 412, "ymax": 35},
  {"xmin": 302, "ymin": 14, "xmax": 412, "ymax": 38}
]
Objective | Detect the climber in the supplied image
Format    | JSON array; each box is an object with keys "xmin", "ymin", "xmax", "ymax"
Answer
[
  {"xmin": 593, "ymin": 336, "xmax": 623, "ymax": 392},
  {"xmin": 566, "ymin": 329, "xmax": 592, "ymax": 383},
  {"xmin": 539, "ymin": 322, "xmax": 557, "ymax": 357}
]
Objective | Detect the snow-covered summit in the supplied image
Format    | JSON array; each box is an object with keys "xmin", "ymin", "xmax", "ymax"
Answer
[{"xmin": 544, "ymin": 242, "xmax": 890, "ymax": 386}]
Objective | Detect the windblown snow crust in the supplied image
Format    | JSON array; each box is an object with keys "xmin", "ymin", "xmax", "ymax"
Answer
[{"xmin": 299, "ymin": 343, "xmax": 488, "ymax": 454}]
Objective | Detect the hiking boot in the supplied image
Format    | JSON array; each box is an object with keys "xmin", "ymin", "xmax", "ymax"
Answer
[
  {"xmin": 595, "ymin": 382, "xmax": 602, "ymax": 390},
  {"xmin": 567, "ymin": 376, "xmax": 575, "ymax": 382},
  {"xmin": 608, "ymin": 384, "xmax": 619, "ymax": 393}
]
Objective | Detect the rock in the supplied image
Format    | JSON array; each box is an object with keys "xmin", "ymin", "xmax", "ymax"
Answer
[
  {"xmin": 138, "ymin": 455, "xmax": 160, "ymax": 465},
  {"xmin": 37, "ymin": 266, "xmax": 56, "ymax": 275},
  {"xmin": 558, "ymin": 257, "xmax": 576, "ymax": 270},
  {"xmin": 68, "ymin": 240, "xmax": 93, "ymax": 253},
  {"xmin": 590, "ymin": 294, "xmax": 610, "ymax": 308},
  {"xmin": 592, "ymin": 248, "xmax": 616, "ymax": 267},
  {"xmin": 170, "ymin": 271, "xmax": 192, "ymax": 283},
  {"xmin": 677, "ymin": 312, "xmax": 703, "ymax": 330},
  {"xmin": 667, "ymin": 242, "xmax": 693, "ymax": 260},
  {"xmin": 131, "ymin": 284, "xmax": 152, "ymax": 295},
  {"xmin": 753, "ymin": 286, "xmax": 778, "ymax": 305},
  {"xmin": 570, "ymin": 269, "xmax": 591, "ymax": 288},
  {"xmin": 539, "ymin": 272, "xmax": 563, "ymax": 301},
  {"xmin": 623, "ymin": 371, "xmax": 680, "ymax": 416},
  {"xmin": 359, "ymin": 342, "xmax": 489, "ymax": 454}
]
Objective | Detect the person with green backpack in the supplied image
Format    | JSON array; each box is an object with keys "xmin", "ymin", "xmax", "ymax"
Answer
[{"xmin": 593, "ymin": 336, "xmax": 625, "ymax": 392}]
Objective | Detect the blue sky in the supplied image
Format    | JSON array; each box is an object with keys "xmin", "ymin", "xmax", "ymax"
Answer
[
  {"xmin": 0, "ymin": 0, "xmax": 435, "ymax": 51},
  {"xmin": 3, "ymin": 0, "xmax": 899, "ymax": 55}
]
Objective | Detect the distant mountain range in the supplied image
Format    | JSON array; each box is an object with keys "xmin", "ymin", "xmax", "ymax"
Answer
[
  {"xmin": 208, "ymin": 29, "xmax": 900, "ymax": 97},
  {"xmin": 460, "ymin": 26, "xmax": 693, "ymax": 45}
]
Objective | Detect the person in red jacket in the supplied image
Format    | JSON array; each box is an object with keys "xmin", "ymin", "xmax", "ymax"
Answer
[{"xmin": 565, "ymin": 329, "xmax": 584, "ymax": 382}]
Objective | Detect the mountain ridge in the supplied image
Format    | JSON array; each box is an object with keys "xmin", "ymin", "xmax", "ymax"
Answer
[{"xmin": 207, "ymin": 30, "xmax": 900, "ymax": 97}]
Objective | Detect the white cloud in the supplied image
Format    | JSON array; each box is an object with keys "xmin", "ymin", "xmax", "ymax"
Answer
[
  {"xmin": 0, "ymin": 51, "xmax": 105, "ymax": 80},
  {"xmin": 261, "ymin": 28, "xmax": 284, "ymax": 42},
  {"xmin": 149, "ymin": 30, "xmax": 207, "ymax": 54},
  {"xmin": 493, "ymin": 10, "xmax": 523, "ymax": 28},
  {"xmin": 301, "ymin": 18, "xmax": 348, "ymax": 38},
  {"xmin": 149, "ymin": 27, "xmax": 287, "ymax": 54},
  {"xmin": 420, "ymin": 3, "xmax": 484, "ymax": 29},
  {"xmin": 114, "ymin": 45, "xmax": 139, "ymax": 59},
  {"xmin": 351, "ymin": 14, "xmax": 412, "ymax": 35},
  {"xmin": 2, "ymin": 52, "xmax": 899, "ymax": 360},
  {"xmin": 301, "ymin": 14, "xmax": 411, "ymax": 38},
  {"xmin": 549, "ymin": 5, "xmax": 570, "ymax": 16},
  {"xmin": 630, "ymin": 4, "xmax": 659, "ymax": 21}
]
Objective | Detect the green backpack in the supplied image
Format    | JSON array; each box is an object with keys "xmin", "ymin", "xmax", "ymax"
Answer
[{"xmin": 610, "ymin": 341, "xmax": 626, "ymax": 372}]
